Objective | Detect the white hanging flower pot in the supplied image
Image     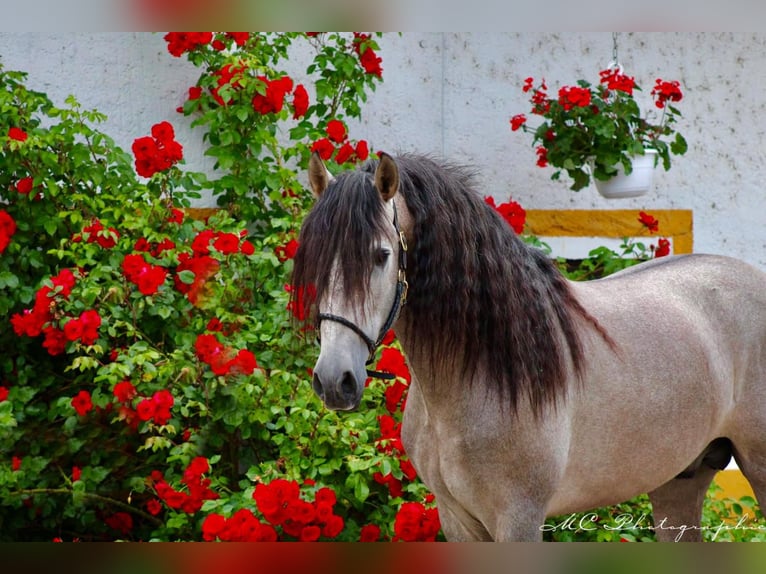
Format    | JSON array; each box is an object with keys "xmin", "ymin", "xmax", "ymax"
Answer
[{"xmin": 592, "ymin": 149, "xmax": 658, "ymax": 199}]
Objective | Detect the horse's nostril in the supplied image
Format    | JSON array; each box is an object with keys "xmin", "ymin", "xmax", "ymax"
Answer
[
  {"xmin": 312, "ymin": 372, "xmax": 324, "ymax": 399},
  {"xmin": 341, "ymin": 371, "xmax": 357, "ymax": 401}
]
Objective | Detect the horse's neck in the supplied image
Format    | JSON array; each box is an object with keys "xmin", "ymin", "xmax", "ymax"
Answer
[{"xmin": 395, "ymin": 323, "xmax": 470, "ymax": 416}]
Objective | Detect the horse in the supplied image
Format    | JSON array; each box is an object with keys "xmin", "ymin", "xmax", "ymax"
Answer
[{"xmin": 291, "ymin": 151, "xmax": 766, "ymax": 541}]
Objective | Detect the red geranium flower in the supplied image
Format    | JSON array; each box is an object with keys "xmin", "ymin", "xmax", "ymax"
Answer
[
  {"xmin": 510, "ymin": 114, "xmax": 527, "ymax": 131},
  {"xmin": 652, "ymin": 78, "xmax": 683, "ymax": 109},
  {"xmin": 558, "ymin": 85, "xmax": 592, "ymax": 111}
]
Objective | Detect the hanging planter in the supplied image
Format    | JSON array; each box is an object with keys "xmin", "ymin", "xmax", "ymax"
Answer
[
  {"xmin": 509, "ymin": 34, "xmax": 688, "ymax": 193},
  {"xmin": 591, "ymin": 149, "xmax": 657, "ymax": 199}
]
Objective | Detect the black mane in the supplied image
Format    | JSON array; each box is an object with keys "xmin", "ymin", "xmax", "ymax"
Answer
[{"xmin": 293, "ymin": 154, "xmax": 606, "ymax": 414}]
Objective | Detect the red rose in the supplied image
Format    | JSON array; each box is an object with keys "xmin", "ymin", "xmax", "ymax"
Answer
[
  {"xmin": 228, "ymin": 349, "xmax": 257, "ymax": 375},
  {"xmin": 151, "ymin": 121, "xmax": 175, "ymax": 143},
  {"xmin": 299, "ymin": 525, "xmax": 321, "ymax": 542},
  {"xmin": 8, "ymin": 127, "xmax": 28, "ymax": 142},
  {"xmin": 202, "ymin": 513, "xmax": 226, "ymax": 541},
  {"xmin": 15, "ymin": 176, "xmax": 33, "ymax": 194},
  {"xmin": 79, "ymin": 309, "xmax": 101, "ymax": 345},
  {"xmin": 0, "ymin": 387, "xmax": 8, "ymax": 402},
  {"xmin": 355, "ymin": 140, "xmax": 369, "ymax": 161},
  {"xmin": 105, "ymin": 512, "xmax": 133, "ymax": 535},
  {"xmin": 42, "ymin": 326, "xmax": 67, "ymax": 356},
  {"xmin": 71, "ymin": 390, "xmax": 93, "ymax": 417},
  {"xmin": 357, "ymin": 45, "xmax": 383, "ymax": 77},
  {"xmin": 146, "ymin": 499, "xmax": 163, "ymax": 516},
  {"xmin": 393, "ymin": 502, "xmax": 425, "ymax": 542},
  {"xmin": 0, "ymin": 209, "xmax": 17, "ymax": 254},
  {"xmin": 654, "ymin": 238, "xmax": 671, "ymax": 258},
  {"xmin": 359, "ymin": 524, "xmax": 381, "ymax": 542},
  {"xmin": 275, "ymin": 238, "xmax": 299, "ymax": 262},
  {"xmin": 63, "ymin": 317, "xmax": 84, "ymax": 342},
  {"xmin": 326, "ymin": 119, "xmax": 347, "ymax": 143},
  {"xmin": 136, "ymin": 398, "xmax": 156, "ymax": 421},
  {"xmin": 212, "ymin": 232, "xmax": 240, "ymax": 255},
  {"xmin": 311, "ymin": 138, "xmax": 334, "ymax": 161},
  {"xmin": 72, "ymin": 466, "xmax": 82, "ymax": 482},
  {"xmin": 292, "ymin": 84, "xmax": 309, "ymax": 119},
  {"xmin": 638, "ymin": 211, "xmax": 660, "ymax": 233},
  {"xmin": 321, "ymin": 514, "xmax": 344, "ymax": 539},
  {"xmin": 334, "ymin": 142, "xmax": 355, "ymax": 165},
  {"xmin": 113, "ymin": 381, "xmax": 137, "ymax": 403},
  {"xmin": 225, "ymin": 32, "xmax": 250, "ymax": 46}
]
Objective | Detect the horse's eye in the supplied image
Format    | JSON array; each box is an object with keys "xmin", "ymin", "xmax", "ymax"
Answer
[{"xmin": 374, "ymin": 248, "xmax": 391, "ymax": 267}]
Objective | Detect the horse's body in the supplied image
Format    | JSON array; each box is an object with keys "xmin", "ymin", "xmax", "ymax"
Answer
[{"xmin": 293, "ymin": 153, "xmax": 766, "ymax": 541}]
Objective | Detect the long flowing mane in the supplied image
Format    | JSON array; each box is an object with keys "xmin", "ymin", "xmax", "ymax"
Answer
[{"xmin": 293, "ymin": 154, "xmax": 607, "ymax": 414}]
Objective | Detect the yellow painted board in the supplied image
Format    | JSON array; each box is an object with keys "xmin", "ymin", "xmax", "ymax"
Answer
[{"xmin": 526, "ymin": 209, "xmax": 693, "ymax": 255}]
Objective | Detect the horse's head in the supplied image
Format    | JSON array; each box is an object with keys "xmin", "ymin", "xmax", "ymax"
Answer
[{"xmin": 292, "ymin": 152, "xmax": 408, "ymax": 411}]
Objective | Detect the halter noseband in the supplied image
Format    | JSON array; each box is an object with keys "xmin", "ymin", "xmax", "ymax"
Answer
[{"xmin": 316, "ymin": 201, "xmax": 409, "ymax": 380}]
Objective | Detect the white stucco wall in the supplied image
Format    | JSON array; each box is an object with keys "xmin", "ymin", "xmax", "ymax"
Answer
[{"xmin": 1, "ymin": 32, "xmax": 765, "ymax": 269}]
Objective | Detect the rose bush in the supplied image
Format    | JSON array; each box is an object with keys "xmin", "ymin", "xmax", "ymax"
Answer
[{"xmin": 0, "ymin": 33, "xmax": 440, "ymax": 542}]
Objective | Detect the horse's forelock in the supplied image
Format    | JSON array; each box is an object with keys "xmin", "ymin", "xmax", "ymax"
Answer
[{"xmin": 292, "ymin": 165, "xmax": 389, "ymax": 323}]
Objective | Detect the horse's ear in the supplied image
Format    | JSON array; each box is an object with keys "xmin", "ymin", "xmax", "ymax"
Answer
[
  {"xmin": 308, "ymin": 151, "xmax": 333, "ymax": 197},
  {"xmin": 374, "ymin": 152, "xmax": 399, "ymax": 202}
]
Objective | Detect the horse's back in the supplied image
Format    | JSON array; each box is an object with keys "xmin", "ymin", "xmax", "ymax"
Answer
[{"xmin": 551, "ymin": 254, "xmax": 766, "ymax": 514}]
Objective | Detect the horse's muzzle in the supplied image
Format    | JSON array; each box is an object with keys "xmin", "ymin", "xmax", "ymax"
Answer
[{"xmin": 312, "ymin": 368, "xmax": 362, "ymax": 411}]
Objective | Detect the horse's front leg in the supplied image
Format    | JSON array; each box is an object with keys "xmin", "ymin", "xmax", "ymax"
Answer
[
  {"xmin": 492, "ymin": 510, "xmax": 546, "ymax": 541},
  {"xmin": 438, "ymin": 496, "xmax": 546, "ymax": 541},
  {"xmin": 436, "ymin": 502, "xmax": 494, "ymax": 541}
]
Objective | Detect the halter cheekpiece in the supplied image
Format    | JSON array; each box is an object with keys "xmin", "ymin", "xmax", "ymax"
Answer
[{"xmin": 316, "ymin": 201, "xmax": 408, "ymax": 380}]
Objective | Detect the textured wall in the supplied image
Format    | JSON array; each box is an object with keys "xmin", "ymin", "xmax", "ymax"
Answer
[{"xmin": 2, "ymin": 33, "xmax": 765, "ymax": 269}]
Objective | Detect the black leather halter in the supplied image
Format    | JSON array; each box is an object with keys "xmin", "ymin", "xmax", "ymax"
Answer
[{"xmin": 316, "ymin": 201, "xmax": 409, "ymax": 380}]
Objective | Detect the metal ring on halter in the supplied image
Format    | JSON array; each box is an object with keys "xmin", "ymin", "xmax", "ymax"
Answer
[{"xmin": 316, "ymin": 201, "xmax": 408, "ymax": 380}]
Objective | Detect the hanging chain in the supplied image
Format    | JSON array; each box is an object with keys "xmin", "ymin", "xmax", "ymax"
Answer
[{"xmin": 609, "ymin": 32, "xmax": 622, "ymax": 73}]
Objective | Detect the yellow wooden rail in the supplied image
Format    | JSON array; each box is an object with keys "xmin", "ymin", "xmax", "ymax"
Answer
[{"xmin": 525, "ymin": 209, "xmax": 694, "ymax": 255}]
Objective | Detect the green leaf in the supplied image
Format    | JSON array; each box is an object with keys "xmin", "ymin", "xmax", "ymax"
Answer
[
  {"xmin": 177, "ymin": 270, "xmax": 196, "ymax": 285},
  {"xmin": 0, "ymin": 271, "xmax": 19, "ymax": 289}
]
